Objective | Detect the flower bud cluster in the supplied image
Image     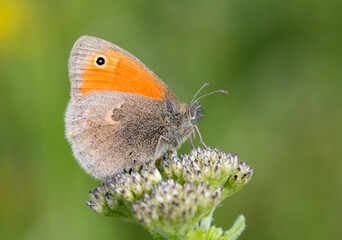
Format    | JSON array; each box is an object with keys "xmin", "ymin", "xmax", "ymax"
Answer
[
  {"xmin": 87, "ymin": 167, "xmax": 162, "ymax": 216},
  {"xmin": 86, "ymin": 147, "xmax": 253, "ymax": 238},
  {"xmin": 162, "ymin": 147, "xmax": 253, "ymax": 191},
  {"xmin": 132, "ymin": 180, "xmax": 222, "ymax": 233}
]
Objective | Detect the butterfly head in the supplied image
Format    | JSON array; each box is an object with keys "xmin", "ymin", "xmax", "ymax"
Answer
[
  {"xmin": 186, "ymin": 101, "xmax": 204, "ymax": 124},
  {"xmin": 184, "ymin": 83, "xmax": 228, "ymax": 125}
]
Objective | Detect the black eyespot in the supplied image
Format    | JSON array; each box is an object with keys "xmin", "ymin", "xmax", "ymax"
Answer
[{"xmin": 96, "ymin": 57, "xmax": 105, "ymax": 66}]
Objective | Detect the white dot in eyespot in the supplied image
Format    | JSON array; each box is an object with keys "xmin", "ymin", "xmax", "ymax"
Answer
[{"xmin": 94, "ymin": 55, "xmax": 107, "ymax": 67}]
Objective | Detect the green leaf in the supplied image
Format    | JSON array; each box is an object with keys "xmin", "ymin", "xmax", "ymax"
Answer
[{"xmin": 223, "ymin": 215, "xmax": 246, "ymax": 240}]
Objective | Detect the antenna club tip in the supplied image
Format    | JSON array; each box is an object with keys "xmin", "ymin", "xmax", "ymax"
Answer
[{"xmin": 219, "ymin": 89, "xmax": 229, "ymax": 95}]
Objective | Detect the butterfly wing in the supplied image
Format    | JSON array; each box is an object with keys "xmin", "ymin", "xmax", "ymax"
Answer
[
  {"xmin": 65, "ymin": 36, "xmax": 179, "ymax": 179},
  {"xmin": 65, "ymin": 92, "xmax": 168, "ymax": 179},
  {"xmin": 68, "ymin": 35, "xmax": 177, "ymax": 102}
]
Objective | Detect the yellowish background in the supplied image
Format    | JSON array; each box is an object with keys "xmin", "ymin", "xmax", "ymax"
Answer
[{"xmin": 1, "ymin": 0, "xmax": 341, "ymax": 239}]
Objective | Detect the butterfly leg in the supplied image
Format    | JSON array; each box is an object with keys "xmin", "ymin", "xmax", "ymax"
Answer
[
  {"xmin": 154, "ymin": 135, "xmax": 171, "ymax": 161},
  {"xmin": 194, "ymin": 125, "xmax": 208, "ymax": 148},
  {"xmin": 188, "ymin": 127, "xmax": 198, "ymax": 148},
  {"xmin": 189, "ymin": 135, "xmax": 195, "ymax": 148}
]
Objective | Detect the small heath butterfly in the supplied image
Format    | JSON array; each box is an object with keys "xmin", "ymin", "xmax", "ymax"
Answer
[{"xmin": 65, "ymin": 36, "xmax": 227, "ymax": 179}]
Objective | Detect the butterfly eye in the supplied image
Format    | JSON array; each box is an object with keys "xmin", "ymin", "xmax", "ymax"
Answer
[{"xmin": 96, "ymin": 56, "xmax": 105, "ymax": 66}]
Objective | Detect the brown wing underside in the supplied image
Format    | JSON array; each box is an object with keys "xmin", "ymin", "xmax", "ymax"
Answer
[{"xmin": 65, "ymin": 92, "xmax": 168, "ymax": 179}]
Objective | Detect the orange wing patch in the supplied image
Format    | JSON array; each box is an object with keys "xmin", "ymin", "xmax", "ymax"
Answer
[{"xmin": 81, "ymin": 49, "xmax": 165, "ymax": 100}]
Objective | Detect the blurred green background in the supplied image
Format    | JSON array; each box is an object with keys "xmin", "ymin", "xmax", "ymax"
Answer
[{"xmin": 1, "ymin": 0, "xmax": 341, "ymax": 239}]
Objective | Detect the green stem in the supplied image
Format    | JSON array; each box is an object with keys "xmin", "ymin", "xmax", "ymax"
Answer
[{"xmin": 199, "ymin": 207, "xmax": 216, "ymax": 231}]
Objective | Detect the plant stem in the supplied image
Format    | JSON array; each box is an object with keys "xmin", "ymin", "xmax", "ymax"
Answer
[{"xmin": 200, "ymin": 207, "xmax": 216, "ymax": 231}]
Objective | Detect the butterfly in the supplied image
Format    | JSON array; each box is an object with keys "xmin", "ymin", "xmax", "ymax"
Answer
[{"xmin": 65, "ymin": 36, "xmax": 226, "ymax": 179}]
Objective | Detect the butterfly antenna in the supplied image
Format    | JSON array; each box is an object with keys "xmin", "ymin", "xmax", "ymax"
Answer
[
  {"xmin": 189, "ymin": 89, "xmax": 228, "ymax": 109},
  {"xmin": 190, "ymin": 82, "xmax": 210, "ymax": 105}
]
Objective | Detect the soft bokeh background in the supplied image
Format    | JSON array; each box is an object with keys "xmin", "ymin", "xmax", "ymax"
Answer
[{"xmin": 1, "ymin": 0, "xmax": 341, "ymax": 239}]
